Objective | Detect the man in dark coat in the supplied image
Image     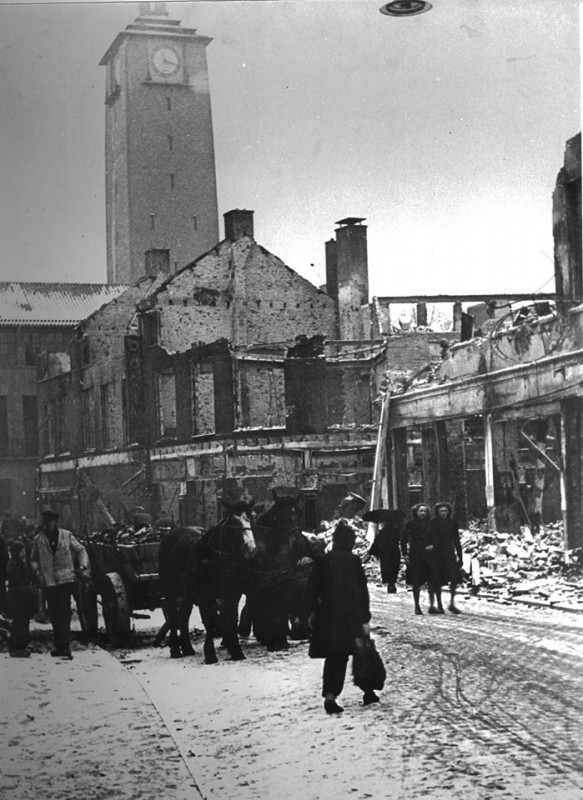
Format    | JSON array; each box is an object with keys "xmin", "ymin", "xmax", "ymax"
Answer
[
  {"xmin": 430, "ymin": 502, "xmax": 464, "ymax": 614},
  {"xmin": 364, "ymin": 509, "xmax": 406, "ymax": 593},
  {"xmin": 309, "ymin": 521, "xmax": 375, "ymax": 714}
]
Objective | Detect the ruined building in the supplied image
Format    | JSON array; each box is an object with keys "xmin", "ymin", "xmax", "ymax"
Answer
[
  {"xmin": 380, "ymin": 133, "xmax": 583, "ymax": 548},
  {"xmin": 36, "ymin": 213, "xmax": 389, "ymax": 530},
  {"xmin": 33, "ymin": 194, "xmax": 568, "ymax": 534}
]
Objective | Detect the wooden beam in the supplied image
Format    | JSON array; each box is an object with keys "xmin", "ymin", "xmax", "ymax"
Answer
[
  {"xmin": 375, "ymin": 293, "xmax": 556, "ymax": 304},
  {"xmin": 421, "ymin": 426, "xmax": 439, "ymax": 506},
  {"xmin": 519, "ymin": 429, "xmax": 560, "ymax": 472},
  {"xmin": 368, "ymin": 392, "xmax": 390, "ymax": 511},
  {"xmin": 484, "ymin": 414, "xmax": 495, "ymax": 532}
]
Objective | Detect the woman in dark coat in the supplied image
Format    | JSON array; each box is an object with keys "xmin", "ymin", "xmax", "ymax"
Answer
[
  {"xmin": 401, "ymin": 503, "xmax": 438, "ymax": 616},
  {"xmin": 431, "ymin": 502, "xmax": 464, "ymax": 614},
  {"xmin": 364, "ymin": 509, "xmax": 406, "ymax": 593},
  {"xmin": 309, "ymin": 521, "xmax": 374, "ymax": 714}
]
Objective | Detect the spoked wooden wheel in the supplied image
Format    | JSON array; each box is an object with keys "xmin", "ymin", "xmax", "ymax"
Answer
[
  {"xmin": 78, "ymin": 580, "xmax": 99, "ymax": 639},
  {"xmin": 101, "ymin": 572, "xmax": 131, "ymax": 647}
]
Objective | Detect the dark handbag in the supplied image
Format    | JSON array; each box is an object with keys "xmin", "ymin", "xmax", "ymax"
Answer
[{"xmin": 352, "ymin": 637, "xmax": 386, "ymax": 691}]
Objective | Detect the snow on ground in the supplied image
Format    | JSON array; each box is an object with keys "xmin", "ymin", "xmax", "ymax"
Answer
[
  {"xmin": 2, "ymin": 588, "xmax": 583, "ymax": 800},
  {"xmin": 0, "ymin": 640, "xmax": 201, "ymax": 800}
]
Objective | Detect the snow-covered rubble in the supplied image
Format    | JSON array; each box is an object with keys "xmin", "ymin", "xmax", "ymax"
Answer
[
  {"xmin": 316, "ymin": 516, "xmax": 370, "ymax": 558},
  {"xmin": 461, "ymin": 520, "xmax": 583, "ymax": 610}
]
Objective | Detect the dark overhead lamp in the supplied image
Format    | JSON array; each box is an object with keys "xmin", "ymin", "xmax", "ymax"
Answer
[{"xmin": 380, "ymin": 1, "xmax": 433, "ymax": 17}]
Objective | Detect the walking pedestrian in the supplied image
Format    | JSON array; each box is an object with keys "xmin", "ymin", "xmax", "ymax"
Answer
[
  {"xmin": 6, "ymin": 540, "xmax": 35, "ymax": 658},
  {"xmin": 364, "ymin": 509, "xmax": 406, "ymax": 593},
  {"xmin": 30, "ymin": 507, "xmax": 90, "ymax": 660},
  {"xmin": 309, "ymin": 521, "xmax": 376, "ymax": 714},
  {"xmin": 401, "ymin": 503, "xmax": 438, "ymax": 615},
  {"xmin": 431, "ymin": 502, "xmax": 464, "ymax": 614}
]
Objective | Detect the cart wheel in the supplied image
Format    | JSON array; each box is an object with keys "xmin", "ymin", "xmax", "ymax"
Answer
[
  {"xmin": 78, "ymin": 581, "xmax": 99, "ymax": 639},
  {"xmin": 101, "ymin": 572, "xmax": 131, "ymax": 647}
]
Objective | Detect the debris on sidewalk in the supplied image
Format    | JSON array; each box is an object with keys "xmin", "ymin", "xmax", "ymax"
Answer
[
  {"xmin": 460, "ymin": 521, "xmax": 583, "ymax": 611},
  {"xmin": 316, "ymin": 516, "xmax": 371, "ymax": 562}
]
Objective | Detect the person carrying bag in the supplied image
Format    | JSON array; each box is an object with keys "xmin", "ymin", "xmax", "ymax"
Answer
[{"xmin": 352, "ymin": 633, "xmax": 386, "ymax": 694}]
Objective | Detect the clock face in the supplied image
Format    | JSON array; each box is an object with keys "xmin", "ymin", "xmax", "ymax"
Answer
[{"xmin": 152, "ymin": 47, "xmax": 180, "ymax": 75}]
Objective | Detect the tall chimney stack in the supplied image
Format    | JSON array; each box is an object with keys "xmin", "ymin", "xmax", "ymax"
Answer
[{"xmin": 325, "ymin": 218, "xmax": 368, "ymax": 339}]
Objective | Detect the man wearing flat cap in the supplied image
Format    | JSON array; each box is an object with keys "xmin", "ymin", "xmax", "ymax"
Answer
[{"xmin": 30, "ymin": 507, "xmax": 89, "ymax": 660}]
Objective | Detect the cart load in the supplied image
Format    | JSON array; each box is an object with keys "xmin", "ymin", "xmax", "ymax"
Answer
[{"xmin": 79, "ymin": 520, "xmax": 170, "ymax": 647}]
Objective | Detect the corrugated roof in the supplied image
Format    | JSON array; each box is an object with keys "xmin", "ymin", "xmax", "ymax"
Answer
[{"xmin": 0, "ymin": 283, "xmax": 129, "ymax": 326}]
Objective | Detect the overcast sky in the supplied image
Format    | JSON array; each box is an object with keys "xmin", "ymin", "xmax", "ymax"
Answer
[{"xmin": 0, "ymin": 0, "xmax": 579, "ymax": 296}]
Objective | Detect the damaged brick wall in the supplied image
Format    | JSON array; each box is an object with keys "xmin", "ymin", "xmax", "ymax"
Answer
[
  {"xmin": 235, "ymin": 242, "xmax": 337, "ymax": 345},
  {"xmin": 154, "ymin": 238, "xmax": 337, "ymax": 353},
  {"xmin": 70, "ymin": 279, "xmax": 158, "ymax": 455}
]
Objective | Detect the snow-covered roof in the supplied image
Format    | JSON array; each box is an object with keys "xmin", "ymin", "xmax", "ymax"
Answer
[{"xmin": 0, "ymin": 282, "xmax": 129, "ymax": 326}]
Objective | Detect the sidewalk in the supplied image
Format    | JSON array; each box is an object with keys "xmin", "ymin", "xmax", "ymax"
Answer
[{"xmin": 0, "ymin": 640, "xmax": 202, "ymax": 800}]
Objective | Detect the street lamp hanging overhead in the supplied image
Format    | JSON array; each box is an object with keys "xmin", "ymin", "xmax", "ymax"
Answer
[{"xmin": 379, "ymin": 1, "xmax": 433, "ymax": 16}]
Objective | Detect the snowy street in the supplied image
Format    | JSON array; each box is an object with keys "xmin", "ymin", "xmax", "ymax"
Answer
[{"xmin": 3, "ymin": 586, "xmax": 583, "ymax": 799}]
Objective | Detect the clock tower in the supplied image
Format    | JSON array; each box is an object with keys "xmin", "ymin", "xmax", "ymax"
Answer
[{"xmin": 100, "ymin": 3, "xmax": 219, "ymax": 284}]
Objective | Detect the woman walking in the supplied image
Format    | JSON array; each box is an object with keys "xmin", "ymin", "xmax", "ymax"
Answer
[
  {"xmin": 364, "ymin": 509, "xmax": 406, "ymax": 593},
  {"xmin": 431, "ymin": 502, "xmax": 464, "ymax": 614},
  {"xmin": 401, "ymin": 503, "xmax": 437, "ymax": 615},
  {"xmin": 309, "ymin": 521, "xmax": 375, "ymax": 714}
]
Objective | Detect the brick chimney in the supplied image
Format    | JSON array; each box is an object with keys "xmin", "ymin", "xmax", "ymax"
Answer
[
  {"xmin": 144, "ymin": 248, "xmax": 170, "ymax": 276},
  {"xmin": 224, "ymin": 209, "xmax": 254, "ymax": 242},
  {"xmin": 325, "ymin": 218, "xmax": 368, "ymax": 339}
]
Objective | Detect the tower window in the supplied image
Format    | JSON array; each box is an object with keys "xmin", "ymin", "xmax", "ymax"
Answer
[
  {"xmin": 192, "ymin": 215, "xmax": 198, "ymax": 231},
  {"xmin": 150, "ymin": 214, "xmax": 156, "ymax": 230},
  {"xmin": 168, "ymin": 135, "xmax": 173, "ymax": 151},
  {"xmin": 167, "ymin": 97, "xmax": 172, "ymax": 111},
  {"xmin": 170, "ymin": 173, "xmax": 175, "ymax": 190}
]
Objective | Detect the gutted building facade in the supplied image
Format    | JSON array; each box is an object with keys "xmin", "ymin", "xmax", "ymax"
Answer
[
  {"xmin": 37, "ymin": 213, "xmax": 390, "ymax": 531},
  {"xmin": 381, "ymin": 134, "xmax": 583, "ymax": 548}
]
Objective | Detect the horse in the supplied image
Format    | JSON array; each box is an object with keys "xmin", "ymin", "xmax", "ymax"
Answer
[
  {"xmin": 157, "ymin": 525, "xmax": 205, "ymax": 656},
  {"xmin": 288, "ymin": 531, "xmax": 326, "ymax": 640},
  {"xmin": 240, "ymin": 490, "xmax": 304, "ymax": 652},
  {"xmin": 158, "ymin": 500, "xmax": 257, "ymax": 663}
]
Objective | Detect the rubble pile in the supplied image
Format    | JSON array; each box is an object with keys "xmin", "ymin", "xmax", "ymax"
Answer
[
  {"xmin": 461, "ymin": 520, "xmax": 583, "ymax": 611},
  {"xmin": 316, "ymin": 517, "xmax": 372, "ymax": 563}
]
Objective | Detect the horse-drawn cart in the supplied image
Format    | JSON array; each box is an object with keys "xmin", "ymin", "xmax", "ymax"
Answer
[{"xmin": 79, "ymin": 534, "xmax": 163, "ymax": 647}]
